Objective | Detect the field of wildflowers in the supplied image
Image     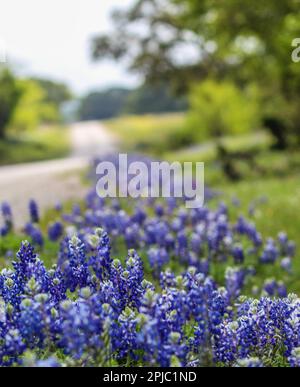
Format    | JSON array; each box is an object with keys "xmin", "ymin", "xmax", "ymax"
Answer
[{"xmin": 0, "ymin": 155, "xmax": 299, "ymax": 368}]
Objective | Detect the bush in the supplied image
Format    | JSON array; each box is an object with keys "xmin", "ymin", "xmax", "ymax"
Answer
[
  {"xmin": 187, "ymin": 80, "xmax": 260, "ymax": 142},
  {"xmin": 11, "ymin": 79, "xmax": 59, "ymax": 132},
  {"xmin": 0, "ymin": 68, "xmax": 20, "ymax": 138}
]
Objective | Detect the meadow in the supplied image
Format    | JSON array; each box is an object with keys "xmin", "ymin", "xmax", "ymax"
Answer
[
  {"xmin": 1, "ymin": 0, "xmax": 299, "ymax": 369},
  {"xmin": 0, "ymin": 157, "xmax": 298, "ymax": 367},
  {"xmin": 0, "ymin": 113, "xmax": 299, "ymax": 367},
  {"xmin": 0, "ymin": 126, "xmax": 71, "ymax": 166},
  {"xmin": 105, "ymin": 113, "xmax": 188, "ymax": 155},
  {"xmin": 106, "ymin": 113, "xmax": 300, "ymax": 248}
]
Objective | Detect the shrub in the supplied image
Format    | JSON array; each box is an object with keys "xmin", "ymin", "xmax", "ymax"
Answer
[{"xmin": 187, "ymin": 80, "xmax": 260, "ymax": 142}]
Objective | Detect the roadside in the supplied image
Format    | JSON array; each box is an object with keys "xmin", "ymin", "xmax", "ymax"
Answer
[
  {"xmin": 0, "ymin": 121, "xmax": 117, "ymax": 229},
  {"xmin": 0, "ymin": 126, "xmax": 70, "ymax": 166}
]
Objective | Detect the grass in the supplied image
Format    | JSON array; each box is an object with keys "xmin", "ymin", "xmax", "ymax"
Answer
[
  {"xmin": 219, "ymin": 174, "xmax": 300, "ymax": 247},
  {"xmin": 216, "ymin": 173, "xmax": 300, "ymax": 293},
  {"xmin": 0, "ymin": 125, "xmax": 71, "ymax": 166},
  {"xmin": 165, "ymin": 131, "xmax": 271, "ymax": 163},
  {"xmin": 106, "ymin": 112, "xmax": 300, "ymax": 277},
  {"xmin": 0, "ymin": 233, "xmax": 60, "ymax": 269},
  {"xmin": 105, "ymin": 111, "xmax": 299, "ymax": 245},
  {"xmin": 105, "ymin": 112, "xmax": 272, "ymax": 162},
  {"xmin": 105, "ymin": 113, "xmax": 187, "ymax": 155},
  {"xmin": 0, "ymin": 199, "xmax": 80, "ymax": 268}
]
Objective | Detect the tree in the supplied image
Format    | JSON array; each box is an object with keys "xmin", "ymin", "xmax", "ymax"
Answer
[
  {"xmin": 92, "ymin": 0, "xmax": 300, "ymax": 147},
  {"xmin": 32, "ymin": 78, "xmax": 73, "ymax": 109},
  {"xmin": 0, "ymin": 68, "xmax": 20, "ymax": 138},
  {"xmin": 92, "ymin": 0, "xmax": 202, "ymax": 92},
  {"xmin": 78, "ymin": 88, "xmax": 131, "ymax": 121},
  {"xmin": 187, "ymin": 80, "xmax": 259, "ymax": 141},
  {"xmin": 77, "ymin": 84, "xmax": 187, "ymax": 121},
  {"xmin": 11, "ymin": 79, "xmax": 59, "ymax": 132},
  {"xmin": 124, "ymin": 83, "xmax": 187, "ymax": 114}
]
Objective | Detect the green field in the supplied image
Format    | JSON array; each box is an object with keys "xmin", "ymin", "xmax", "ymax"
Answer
[
  {"xmin": 105, "ymin": 113, "xmax": 300, "ymax": 250},
  {"xmin": 105, "ymin": 113, "xmax": 187, "ymax": 154},
  {"xmin": 0, "ymin": 126, "xmax": 71, "ymax": 166},
  {"xmin": 106, "ymin": 112, "xmax": 272, "ymax": 158}
]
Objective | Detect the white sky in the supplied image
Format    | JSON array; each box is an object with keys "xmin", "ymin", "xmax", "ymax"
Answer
[{"xmin": 0, "ymin": 0, "xmax": 139, "ymax": 95}]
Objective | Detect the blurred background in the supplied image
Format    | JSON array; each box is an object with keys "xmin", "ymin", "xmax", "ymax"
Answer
[{"xmin": 1, "ymin": 0, "xmax": 300, "ymax": 243}]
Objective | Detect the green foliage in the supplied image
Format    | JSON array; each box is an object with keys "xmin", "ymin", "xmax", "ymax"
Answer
[
  {"xmin": 187, "ymin": 80, "xmax": 260, "ymax": 141},
  {"xmin": 0, "ymin": 70, "xmax": 70, "ymax": 138},
  {"xmin": 78, "ymin": 84, "xmax": 187, "ymax": 121},
  {"xmin": 11, "ymin": 79, "xmax": 59, "ymax": 132},
  {"xmin": 78, "ymin": 88, "xmax": 131, "ymax": 121},
  {"xmin": 124, "ymin": 83, "xmax": 188, "ymax": 115},
  {"xmin": 0, "ymin": 126, "xmax": 70, "ymax": 166},
  {"xmin": 92, "ymin": 0, "xmax": 300, "ymax": 147},
  {"xmin": 0, "ymin": 68, "xmax": 20, "ymax": 138},
  {"xmin": 32, "ymin": 78, "xmax": 72, "ymax": 108},
  {"xmin": 105, "ymin": 113, "xmax": 188, "ymax": 154},
  {"xmin": 221, "ymin": 172, "xmax": 300, "ymax": 284}
]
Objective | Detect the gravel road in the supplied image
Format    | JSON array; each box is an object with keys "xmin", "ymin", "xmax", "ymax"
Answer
[{"xmin": 0, "ymin": 121, "xmax": 116, "ymax": 229}]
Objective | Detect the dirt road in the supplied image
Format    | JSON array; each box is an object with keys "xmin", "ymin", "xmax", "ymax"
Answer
[{"xmin": 0, "ymin": 121, "xmax": 116, "ymax": 229}]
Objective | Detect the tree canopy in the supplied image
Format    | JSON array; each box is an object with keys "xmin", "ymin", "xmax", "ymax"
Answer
[
  {"xmin": 0, "ymin": 69, "xmax": 73, "ymax": 137},
  {"xmin": 92, "ymin": 0, "xmax": 300, "ymax": 146},
  {"xmin": 92, "ymin": 0, "xmax": 300, "ymax": 89},
  {"xmin": 32, "ymin": 78, "xmax": 73, "ymax": 109},
  {"xmin": 78, "ymin": 84, "xmax": 187, "ymax": 121},
  {"xmin": 78, "ymin": 88, "xmax": 131, "ymax": 121}
]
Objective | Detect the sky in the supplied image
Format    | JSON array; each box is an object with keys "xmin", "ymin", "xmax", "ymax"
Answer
[{"xmin": 0, "ymin": 0, "xmax": 139, "ymax": 95}]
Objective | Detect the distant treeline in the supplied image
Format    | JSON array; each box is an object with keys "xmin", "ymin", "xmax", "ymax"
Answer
[{"xmin": 77, "ymin": 83, "xmax": 188, "ymax": 121}]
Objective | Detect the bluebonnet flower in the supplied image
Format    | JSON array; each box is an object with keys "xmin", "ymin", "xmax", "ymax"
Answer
[
  {"xmin": 24, "ymin": 223, "xmax": 44, "ymax": 247},
  {"xmin": 131, "ymin": 206, "xmax": 146, "ymax": 225},
  {"xmin": 277, "ymin": 282, "xmax": 287, "ymax": 298},
  {"xmin": 287, "ymin": 241, "xmax": 296, "ymax": 258},
  {"xmin": 113, "ymin": 306, "xmax": 138, "ymax": 360},
  {"xmin": 48, "ymin": 222, "xmax": 63, "ymax": 242},
  {"xmin": 263, "ymin": 279, "xmax": 277, "ymax": 296},
  {"xmin": 158, "ymin": 332, "xmax": 188, "ymax": 367},
  {"xmin": 155, "ymin": 203, "xmax": 165, "ymax": 217},
  {"xmin": 190, "ymin": 233, "xmax": 202, "ymax": 255},
  {"xmin": 110, "ymin": 259, "xmax": 127, "ymax": 312},
  {"xmin": 281, "ymin": 256, "xmax": 292, "ymax": 273},
  {"xmin": 59, "ymin": 236, "xmax": 89, "ymax": 292},
  {"xmin": 18, "ymin": 294, "xmax": 56, "ymax": 349},
  {"xmin": 0, "ymin": 154, "xmax": 298, "ymax": 368},
  {"xmin": 29, "ymin": 199, "xmax": 39, "ymax": 223},
  {"xmin": 160, "ymin": 269, "xmax": 176, "ymax": 289},
  {"xmin": 260, "ymin": 239, "xmax": 279, "ymax": 264},
  {"xmin": 125, "ymin": 249, "xmax": 144, "ymax": 308},
  {"xmin": 277, "ymin": 232, "xmax": 296, "ymax": 258},
  {"xmin": 147, "ymin": 247, "xmax": 169, "ymax": 275},
  {"xmin": 124, "ymin": 224, "xmax": 141, "ymax": 249},
  {"xmin": 59, "ymin": 294, "xmax": 113, "ymax": 364},
  {"xmin": 288, "ymin": 347, "xmax": 300, "ymax": 367},
  {"xmin": 1, "ymin": 202, "xmax": 13, "ymax": 235},
  {"xmin": 1, "ymin": 241, "xmax": 48, "ymax": 309},
  {"xmin": 278, "ymin": 232, "xmax": 288, "ymax": 246},
  {"xmin": 235, "ymin": 216, "xmax": 262, "ymax": 247},
  {"xmin": 88, "ymin": 228, "xmax": 112, "ymax": 281},
  {"xmin": 225, "ymin": 267, "xmax": 245, "ymax": 299},
  {"xmin": 232, "ymin": 244, "xmax": 244, "ymax": 264},
  {"xmin": 0, "ymin": 329, "xmax": 26, "ymax": 366}
]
